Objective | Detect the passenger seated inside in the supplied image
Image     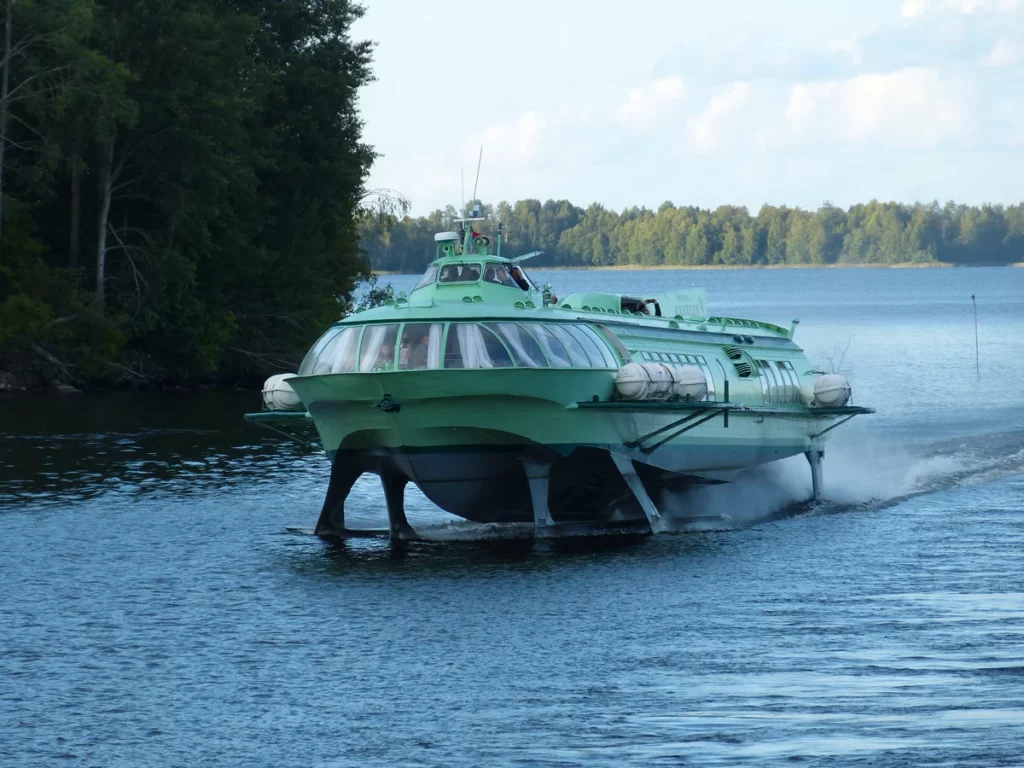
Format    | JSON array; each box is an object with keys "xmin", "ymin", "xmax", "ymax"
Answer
[
  {"xmin": 411, "ymin": 331, "xmax": 430, "ymax": 369},
  {"xmin": 484, "ymin": 265, "xmax": 515, "ymax": 286},
  {"xmin": 398, "ymin": 334, "xmax": 411, "ymax": 369},
  {"xmin": 374, "ymin": 341, "xmax": 394, "ymax": 371},
  {"xmin": 439, "ymin": 264, "xmax": 482, "ymax": 283},
  {"xmin": 509, "ymin": 266, "xmax": 531, "ymax": 291}
]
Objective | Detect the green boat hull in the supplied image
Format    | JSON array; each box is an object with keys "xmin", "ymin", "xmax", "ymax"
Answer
[
  {"xmin": 245, "ymin": 222, "xmax": 873, "ymax": 536},
  {"xmin": 280, "ymin": 370, "xmax": 847, "ymax": 526}
]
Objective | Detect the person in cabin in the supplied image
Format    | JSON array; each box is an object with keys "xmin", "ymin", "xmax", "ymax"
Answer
[
  {"xmin": 411, "ymin": 331, "xmax": 430, "ymax": 369},
  {"xmin": 398, "ymin": 334, "xmax": 412, "ymax": 369},
  {"xmin": 509, "ymin": 266, "xmax": 530, "ymax": 291},
  {"xmin": 484, "ymin": 265, "xmax": 511, "ymax": 285},
  {"xmin": 439, "ymin": 265, "xmax": 457, "ymax": 282},
  {"xmin": 494, "ymin": 266, "xmax": 516, "ymax": 287},
  {"xmin": 374, "ymin": 341, "xmax": 395, "ymax": 371}
]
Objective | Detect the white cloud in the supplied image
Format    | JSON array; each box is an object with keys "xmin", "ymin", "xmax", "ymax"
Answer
[
  {"xmin": 903, "ymin": 0, "xmax": 1023, "ymax": 16},
  {"xmin": 617, "ymin": 76, "xmax": 685, "ymax": 132},
  {"xmin": 686, "ymin": 83, "xmax": 751, "ymax": 153},
  {"xmin": 469, "ymin": 113, "xmax": 541, "ymax": 167},
  {"xmin": 901, "ymin": 0, "xmax": 929, "ymax": 18},
  {"xmin": 784, "ymin": 67, "xmax": 969, "ymax": 148},
  {"xmin": 985, "ymin": 38, "xmax": 1021, "ymax": 66}
]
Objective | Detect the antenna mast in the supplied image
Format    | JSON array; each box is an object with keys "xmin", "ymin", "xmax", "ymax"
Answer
[{"xmin": 472, "ymin": 145, "xmax": 483, "ymax": 204}]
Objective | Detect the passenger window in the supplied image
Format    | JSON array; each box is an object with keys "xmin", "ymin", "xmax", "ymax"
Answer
[
  {"xmin": 299, "ymin": 328, "xmax": 342, "ymax": 375},
  {"xmin": 577, "ymin": 326, "xmax": 620, "ymax": 367},
  {"xmin": 756, "ymin": 359, "xmax": 771, "ymax": 402},
  {"xmin": 695, "ymin": 355, "xmax": 716, "ymax": 400},
  {"xmin": 358, "ymin": 324, "xmax": 399, "ymax": 372},
  {"xmin": 487, "ymin": 323, "xmax": 546, "ymax": 367},
  {"xmin": 399, "ymin": 323, "xmax": 442, "ymax": 370},
  {"xmin": 444, "ymin": 323, "xmax": 514, "ymax": 368},
  {"xmin": 774, "ymin": 361, "xmax": 799, "ymax": 404},
  {"xmin": 547, "ymin": 324, "xmax": 592, "ymax": 367},
  {"xmin": 522, "ymin": 323, "xmax": 571, "ymax": 367},
  {"xmin": 481, "ymin": 327, "xmax": 514, "ymax": 367},
  {"xmin": 565, "ymin": 325, "xmax": 610, "ymax": 368},
  {"xmin": 326, "ymin": 326, "xmax": 361, "ymax": 373},
  {"xmin": 444, "ymin": 328, "xmax": 464, "ymax": 369}
]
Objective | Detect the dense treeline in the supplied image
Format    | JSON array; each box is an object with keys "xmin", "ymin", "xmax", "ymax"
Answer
[
  {"xmin": 364, "ymin": 199, "xmax": 1024, "ymax": 273},
  {"xmin": 0, "ymin": 0, "xmax": 378, "ymax": 389}
]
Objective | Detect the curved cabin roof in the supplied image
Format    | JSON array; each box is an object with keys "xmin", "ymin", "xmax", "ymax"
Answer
[{"xmin": 340, "ymin": 229, "xmax": 795, "ymax": 346}]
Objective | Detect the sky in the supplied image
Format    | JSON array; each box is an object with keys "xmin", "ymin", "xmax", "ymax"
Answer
[{"xmin": 352, "ymin": 0, "xmax": 1024, "ymax": 216}]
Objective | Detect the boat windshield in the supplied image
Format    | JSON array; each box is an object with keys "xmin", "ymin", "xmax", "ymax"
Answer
[
  {"xmin": 412, "ymin": 265, "xmax": 437, "ymax": 291},
  {"xmin": 482, "ymin": 264, "xmax": 517, "ymax": 287},
  {"xmin": 438, "ymin": 263, "xmax": 481, "ymax": 283}
]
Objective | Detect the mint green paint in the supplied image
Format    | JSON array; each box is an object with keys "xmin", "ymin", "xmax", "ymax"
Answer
[{"xmin": 249, "ymin": 229, "xmax": 873, "ymax": 495}]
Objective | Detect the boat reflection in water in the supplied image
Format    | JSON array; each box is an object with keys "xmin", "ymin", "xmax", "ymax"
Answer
[{"xmin": 246, "ymin": 209, "xmax": 873, "ymax": 539}]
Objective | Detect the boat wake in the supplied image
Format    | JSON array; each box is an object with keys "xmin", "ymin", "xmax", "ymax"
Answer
[
  {"xmin": 657, "ymin": 428, "xmax": 1024, "ymax": 532},
  {"xmin": 315, "ymin": 428, "xmax": 1024, "ymax": 543}
]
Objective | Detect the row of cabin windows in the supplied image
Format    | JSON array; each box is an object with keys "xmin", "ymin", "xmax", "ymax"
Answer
[
  {"xmin": 298, "ymin": 322, "xmax": 621, "ymax": 375},
  {"xmin": 413, "ymin": 263, "xmax": 537, "ymax": 291},
  {"xmin": 756, "ymin": 359, "xmax": 802, "ymax": 405},
  {"xmin": 636, "ymin": 351, "xmax": 717, "ymax": 401}
]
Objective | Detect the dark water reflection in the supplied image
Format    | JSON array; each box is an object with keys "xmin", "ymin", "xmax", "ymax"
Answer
[
  {"xmin": 1, "ymin": 392, "xmax": 320, "ymax": 508},
  {"xmin": 3, "ymin": 267, "xmax": 1024, "ymax": 766}
]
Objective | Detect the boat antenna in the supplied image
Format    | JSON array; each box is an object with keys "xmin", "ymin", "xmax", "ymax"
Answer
[
  {"xmin": 972, "ymin": 294, "xmax": 979, "ymax": 375},
  {"xmin": 471, "ymin": 145, "xmax": 483, "ymax": 206}
]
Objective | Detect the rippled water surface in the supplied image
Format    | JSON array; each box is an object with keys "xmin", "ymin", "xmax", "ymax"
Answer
[{"xmin": 3, "ymin": 267, "xmax": 1024, "ymax": 767}]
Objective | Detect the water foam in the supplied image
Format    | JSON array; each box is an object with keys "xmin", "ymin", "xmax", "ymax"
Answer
[{"xmin": 658, "ymin": 430, "xmax": 1024, "ymax": 531}]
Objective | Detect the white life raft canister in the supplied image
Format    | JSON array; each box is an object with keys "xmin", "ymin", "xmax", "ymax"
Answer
[
  {"xmin": 614, "ymin": 363, "xmax": 707, "ymax": 402},
  {"xmin": 812, "ymin": 374, "xmax": 851, "ymax": 407},
  {"xmin": 262, "ymin": 373, "xmax": 303, "ymax": 411},
  {"xmin": 671, "ymin": 365, "xmax": 708, "ymax": 401}
]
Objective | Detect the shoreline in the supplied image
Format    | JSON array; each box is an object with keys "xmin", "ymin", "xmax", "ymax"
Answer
[{"xmin": 375, "ymin": 262, "xmax": 1022, "ymax": 276}]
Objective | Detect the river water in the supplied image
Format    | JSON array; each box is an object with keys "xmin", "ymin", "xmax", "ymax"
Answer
[{"xmin": 2, "ymin": 267, "xmax": 1024, "ymax": 767}]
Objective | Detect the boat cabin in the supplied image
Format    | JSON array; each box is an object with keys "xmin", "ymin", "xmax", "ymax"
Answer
[{"xmin": 410, "ymin": 229, "xmax": 542, "ymax": 297}]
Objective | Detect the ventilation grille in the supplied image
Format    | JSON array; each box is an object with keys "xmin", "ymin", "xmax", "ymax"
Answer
[
  {"xmin": 733, "ymin": 362, "xmax": 753, "ymax": 378},
  {"xmin": 724, "ymin": 346, "xmax": 743, "ymax": 360}
]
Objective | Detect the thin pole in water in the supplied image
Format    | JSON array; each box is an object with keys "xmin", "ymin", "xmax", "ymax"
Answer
[{"xmin": 972, "ymin": 294, "xmax": 979, "ymax": 375}]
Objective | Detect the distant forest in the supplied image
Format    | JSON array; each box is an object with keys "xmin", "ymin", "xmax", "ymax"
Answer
[{"xmin": 363, "ymin": 200, "xmax": 1024, "ymax": 272}]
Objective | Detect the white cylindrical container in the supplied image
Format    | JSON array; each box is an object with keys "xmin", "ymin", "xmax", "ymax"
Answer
[
  {"xmin": 614, "ymin": 363, "xmax": 649, "ymax": 400},
  {"xmin": 813, "ymin": 374, "xmax": 851, "ymax": 407},
  {"xmin": 671, "ymin": 365, "xmax": 708, "ymax": 401},
  {"xmin": 643, "ymin": 363, "xmax": 674, "ymax": 401},
  {"xmin": 614, "ymin": 363, "xmax": 675, "ymax": 401},
  {"xmin": 263, "ymin": 373, "xmax": 303, "ymax": 411}
]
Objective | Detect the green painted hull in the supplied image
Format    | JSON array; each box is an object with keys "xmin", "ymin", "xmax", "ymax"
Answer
[
  {"xmin": 285, "ymin": 369, "xmax": 842, "ymax": 524},
  {"xmin": 246, "ymin": 232, "xmax": 873, "ymax": 531}
]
